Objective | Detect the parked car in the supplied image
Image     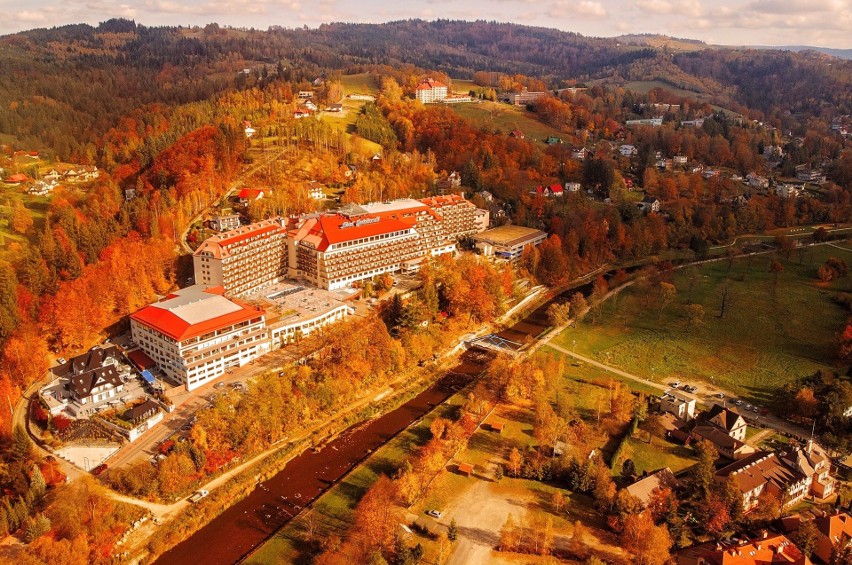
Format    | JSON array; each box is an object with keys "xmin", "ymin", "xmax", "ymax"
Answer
[
  {"xmin": 670, "ymin": 381, "xmax": 681, "ymax": 388},
  {"xmin": 189, "ymin": 489, "xmax": 209, "ymax": 503},
  {"xmin": 425, "ymin": 510, "xmax": 442, "ymax": 519},
  {"xmin": 716, "ymin": 393, "xmax": 725, "ymax": 399},
  {"xmin": 57, "ymin": 357, "xmax": 67, "ymax": 365},
  {"xmin": 734, "ymin": 399, "xmax": 743, "ymax": 406},
  {"xmin": 214, "ymin": 382, "xmax": 226, "ymax": 389},
  {"xmin": 750, "ymin": 405, "xmax": 759, "ymax": 413},
  {"xmin": 91, "ymin": 464, "xmax": 108, "ymax": 476}
]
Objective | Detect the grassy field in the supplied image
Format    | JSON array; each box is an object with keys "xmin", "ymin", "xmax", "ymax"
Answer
[
  {"xmin": 0, "ymin": 191, "xmax": 50, "ymax": 249},
  {"xmin": 339, "ymin": 73, "xmax": 379, "ymax": 96},
  {"xmin": 321, "ymin": 73, "xmax": 383, "ymax": 155},
  {"xmin": 449, "ymin": 100, "xmax": 566, "ymax": 142},
  {"xmin": 554, "ymin": 245, "xmax": 852, "ymax": 404}
]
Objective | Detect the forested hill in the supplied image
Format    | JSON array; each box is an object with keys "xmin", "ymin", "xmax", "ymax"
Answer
[{"xmin": 1, "ymin": 18, "xmax": 851, "ymax": 157}]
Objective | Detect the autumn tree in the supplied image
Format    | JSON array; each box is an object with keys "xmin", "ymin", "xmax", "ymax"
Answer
[
  {"xmin": 546, "ymin": 302, "xmax": 571, "ymax": 327},
  {"xmin": 551, "ymin": 490, "xmax": 566, "ymax": 513},
  {"xmin": 622, "ymin": 511, "xmax": 672, "ymax": 565},
  {"xmin": 691, "ymin": 439, "xmax": 718, "ymax": 504}
]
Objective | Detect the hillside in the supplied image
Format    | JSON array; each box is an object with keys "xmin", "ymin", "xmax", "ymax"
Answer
[{"xmin": 1, "ymin": 19, "xmax": 851, "ymax": 158}]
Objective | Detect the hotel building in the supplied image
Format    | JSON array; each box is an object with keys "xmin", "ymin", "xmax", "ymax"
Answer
[
  {"xmin": 130, "ymin": 286, "xmax": 269, "ymax": 390},
  {"xmin": 193, "ymin": 218, "xmax": 288, "ymax": 297},
  {"xmin": 415, "ymin": 78, "xmax": 448, "ymax": 104},
  {"xmin": 193, "ymin": 194, "xmax": 484, "ymax": 294}
]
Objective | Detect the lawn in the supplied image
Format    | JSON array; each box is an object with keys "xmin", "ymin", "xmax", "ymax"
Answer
[
  {"xmin": 618, "ymin": 437, "xmax": 696, "ymax": 477},
  {"xmin": 340, "ymin": 73, "xmax": 379, "ymax": 96},
  {"xmin": 449, "ymin": 100, "xmax": 566, "ymax": 142},
  {"xmin": 554, "ymin": 246, "xmax": 852, "ymax": 404}
]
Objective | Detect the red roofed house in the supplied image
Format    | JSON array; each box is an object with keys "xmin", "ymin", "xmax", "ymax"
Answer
[
  {"xmin": 130, "ymin": 285, "xmax": 268, "ymax": 390},
  {"xmin": 677, "ymin": 532, "xmax": 811, "ymax": 565},
  {"xmin": 813, "ymin": 512, "xmax": 852, "ymax": 564},
  {"xmin": 416, "ymin": 78, "xmax": 448, "ymax": 104},
  {"xmin": 238, "ymin": 188, "xmax": 265, "ymax": 203},
  {"xmin": 4, "ymin": 173, "xmax": 28, "ymax": 184},
  {"xmin": 530, "ymin": 184, "xmax": 565, "ymax": 197}
]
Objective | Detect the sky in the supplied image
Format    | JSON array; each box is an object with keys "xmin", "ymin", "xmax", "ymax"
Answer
[{"xmin": 1, "ymin": 0, "xmax": 851, "ymax": 49}]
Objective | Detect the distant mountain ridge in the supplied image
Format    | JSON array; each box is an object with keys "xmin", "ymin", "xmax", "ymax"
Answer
[{"xmin": 748, "ymin": 45, "xmax": 852, "ymax": 60}]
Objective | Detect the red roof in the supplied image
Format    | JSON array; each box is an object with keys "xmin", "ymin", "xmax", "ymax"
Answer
[
  {"xmin": 302, "ymin": 214, "xmax": 415, "ymax": 251},
  {"xmin": 550, "ymin": 184, "xmax": 564, "ymax": 193},
  {"xmin": 238, "ymin": 188, "xmax": 264, "ymax": 200},
  {"xmin": 126, "ymin": 349, "xmax": 156, "ymax": 370},
  {"xmin": 5, "ymin": 173, "xmax": 28, "ymax": 183},
  {"xmin": 416, "ymin": 78, "xmax": 447, "ymax": 90},
  {"xmin": 131, "ymin": 295, "xmax": 264, "ymax": 342}
]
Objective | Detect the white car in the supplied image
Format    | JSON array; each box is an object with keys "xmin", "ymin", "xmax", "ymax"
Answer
[{"xmin": 426, "ymin": 510, "xmax": 443, "ymax": 519}]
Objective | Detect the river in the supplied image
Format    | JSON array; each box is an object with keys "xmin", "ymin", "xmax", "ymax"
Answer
[{"xmin": 156, "ymin": 276, "xmax": 593, "ymax": 565}]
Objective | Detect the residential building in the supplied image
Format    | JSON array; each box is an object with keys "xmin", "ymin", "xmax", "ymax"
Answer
[
  {"xmin": 441, "ymin": 94, "xmax": 473, "ymax": 104},
  {"xmin": 416, "ymin": 78, "xmax": 448, "ymax": 104},
  {"xmin": 706, "ymin": 405, "xmax": 748, "ymax": 441},
  {"xmin": 681, "ymin": 118, "xmax": 705, "ymax": 127},
  {"xmin": 499, "ymin": 91, "xmax": 547, "ymax": 106},
  {"xmin": 130, "ymin": 286, "xmax": 268, "ymax": 390},
  {"xmin": 779, "ymin": 441, "xmax": 835, "ymax": 500},
  {"xmin": 715, "ymin": 450, "xmax": 814, "ymax": 511},
  {"xmin": 474, "ymin": 208, "xmax": 490, "ymax": 232},
  {"xmin": 691, "ymin": 424, "xmax": 755, "ymax": 460},
  {"xmin": 673, "ymin": 155, "xmax": 688, "ymax": 166},
  {"xmin": 625, "ymin": 468, "xmax": 678, "ymax": 507},
  {"xmin": 776, "ymin": 183, "xmax": 804, "ymax": 199},
  {"xmin": 813, "ymin": 512, "xmax": 852, "ymax": 564},
  {"xmin": 626, "ymin": 117, "xmax": 663, "ymax": 127},
  {"xmin": 306, "ymin": 181, "xmax": 325, "ymax": 200},
  {"xmin": 660, "ymin": 392, "xmax": 696, "ymax": 421},
  {"xmin": 193, "ymin": 218, "xmax": 289, "ymax": 297},
  {"xmin": 531, "ymin": 184, "xmax": 565, "ymax": 198},
  {"xmin": 619, "ymin": 144, "xmax": 638, "ymax": 157},
  {"xmin": 238, "ymin": 188, "xmax": 265, "ymax": 203},
  {"xmin": 509, "ymin": 130, "xmax": 525, "ymax": 139},
  {"xmin": 565, "ymin": 182, "xmax": 581, "ymax": 192},
  {"xmin": 211, "ymin": 214, "xmax": 241, "ymax": 232},
  {"xmin": 677, "ymin": 532, "xmax": 811, "ymax": 565},
  {"xmin": 67, "ymin": 366, "xmax": 123, "ymax": 407},
  {"xmin": 764, "ymin": 145, "xmax": 785, "ymax": 159},
  {"xmin": 638, "ymin": 196, "xmax": 661, "ymax": 213},
  {"xmin": 571, "ymin": 147, "xmax": 588, "ymax": 160},
  {"xmin": 473, "ymin": 225, "xmax": 548, "ymax": 263},
  {"xmin": 747, "ymin": 173, "xmax": 770, "ymax": 190}
]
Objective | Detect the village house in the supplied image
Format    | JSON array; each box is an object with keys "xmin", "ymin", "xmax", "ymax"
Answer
[
  {"xmin": 306, "ymin": 181, "xmax": 325, "ymax": 200},
  {"xmin": 625, "ymin": 468, "xmax": 679, "ymax": 508},
  {"xmin": 619, "ymin": 144, "xmax": 638, "ymax": 157},
  {"xmin": 531, "ymin": 184, "xmax": 565, "ymax": 198},
  {"xmin": 747, "ymin": 172, "xmax": 770, "ymax": 190},
  {"xmin": 690, "ymin": 424, "xmax": 755, "ymax": 460},
  {"xmin": 238, "ymin": 188, "xmax": 265, "ymax": 204},
  {"xmin": 659, "ymin": 392, "xmax": 696, "ymax": 421},
  {"xmin": 677, "ymin": 532, "xmax": 811, "ymax": 565},
  {"xmin": 673, "ymin": 155, "xmax": 688, "ymax": 166},
  {"xmin": 637, "ymin": 196, "xmax": 660, "ymax": 213},
  {"xmin": 211, "ymin": 214, "xmax": 241, "ymax": 232},
  {"xmin": 571, "ymin": 147, "xmax": 588, "ymax": 160},
  {"xmin": 812, "ymin": 512, "xmax": 852, "ymax": 564},
  {"xmin": 714, "ymin": 441, "xmax": 835, "ymax": 511},
  {"xmin": 565, "ymin": 182, "xmax": 581, "ymax": 193},
  {"xmin": 508, "ymin": 129, "xmax": 525, "ymax": 139},
  {"xmin": 706, "ymin": 405, "xmax": 748, "ymax": 441},
  {"xmin": 63, "ymin": 346, "xmax": 125, "ymax": 407}
]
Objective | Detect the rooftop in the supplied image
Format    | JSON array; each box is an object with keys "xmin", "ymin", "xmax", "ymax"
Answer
[
  {"xmin": 131, "ymin": 286, "xmax": 264, "ymax": 341},
  {"xmin": 472, "ymin": 225, "xmax": 547, "ymax": 247},
  {"xmin": 245, "ymin": 281, "xmax": 355, "ymax": 328}
]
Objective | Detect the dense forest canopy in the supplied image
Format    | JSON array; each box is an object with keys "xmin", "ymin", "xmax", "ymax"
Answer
[{"xmin": 1, "ymin": 19, "xmax": 851, "ymax": 158}]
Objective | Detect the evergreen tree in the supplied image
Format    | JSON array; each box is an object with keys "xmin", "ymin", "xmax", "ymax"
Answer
[
  {"xmin": 11, "ymin": 426, "xmax": 32, "ymax": 463},
  {"xmin": 24, "ymin": 513, "xmax": 50, "ymax": 543},
  {"xmin": 29, "ymin": 466, "xmax": 46, "ymax": 500},
  {"xmin": 448, "ymin": 518, "xmax": 458, "ymax": 542}
]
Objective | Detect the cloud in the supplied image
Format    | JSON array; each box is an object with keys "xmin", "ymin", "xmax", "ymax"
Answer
[{"xmin": 576, "ymin": 1, "xmax": 607, "ymax": 17}]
